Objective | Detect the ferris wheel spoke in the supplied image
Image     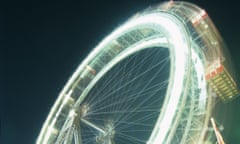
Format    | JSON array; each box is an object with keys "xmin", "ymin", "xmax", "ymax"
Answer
[{"xmin": 36, "ymin": 1, "xmax": 229, "ymax": 143}]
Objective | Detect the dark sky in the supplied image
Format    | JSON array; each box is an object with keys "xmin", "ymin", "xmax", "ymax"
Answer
[{"xmin": 4, "ymin": 0, "xmax": 240, "ymax": 144}]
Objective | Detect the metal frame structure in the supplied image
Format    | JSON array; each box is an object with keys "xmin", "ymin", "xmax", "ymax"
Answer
[{"xmin": 37, "ymin": 1, "xmax": 239, "ymax": 144}]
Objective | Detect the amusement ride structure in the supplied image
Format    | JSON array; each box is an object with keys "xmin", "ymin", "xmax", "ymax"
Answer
[{"xmin": 37, "ymin": 1, "xmax": 239, "ymax": 144}]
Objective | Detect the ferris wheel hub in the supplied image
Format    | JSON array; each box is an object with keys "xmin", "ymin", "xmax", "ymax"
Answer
[{"xmin": 96, "ymin": 121, "xmax": 115, "ymax": 144}]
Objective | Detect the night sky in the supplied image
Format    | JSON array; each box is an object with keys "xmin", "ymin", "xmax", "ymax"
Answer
[{"xmin": 4, "ymin": 0, "xmax": 240, "ymax": 144}]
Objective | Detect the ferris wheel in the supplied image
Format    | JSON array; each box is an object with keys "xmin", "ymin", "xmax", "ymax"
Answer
[{"xmin": 37, "ymin": 1, "xmax": 239, "ymax": 144}]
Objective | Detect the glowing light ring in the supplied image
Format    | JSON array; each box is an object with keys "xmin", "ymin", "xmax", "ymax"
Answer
[{"xmin": 37, "ymin": 1, "xmax": 219, "ymax": 144}]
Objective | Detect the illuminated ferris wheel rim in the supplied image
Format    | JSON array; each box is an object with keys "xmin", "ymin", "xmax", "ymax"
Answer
[
  {"xmin": 36, "ymin": 1, "xmax": 221, "ymax": 144},
  {"xmin": 37, "ymin": 12, "xmax": 193, "ymax": 144}
]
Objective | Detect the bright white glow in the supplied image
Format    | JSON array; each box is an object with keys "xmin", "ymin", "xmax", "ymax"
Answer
[
  {"xmin": 36, "ymin": 1, "xmax": 219, "ymax": 143},
  {"xmin": 69, "ymin": 109, "xmax": 76, "ymax": 117},
  {"xmin": 192, "ymin": 48, "xmax": 207, "ymax": 109},
  {"xmin": 42, "ymin": 117, "xmax": 57, "ymax": 144},
  {"xmin": 113, "ymin": 14, "xmax": 190, "ymax": 144},
  {"xmin": 38, "ymin": 13, "xmax": 189, "ymax": 144},
  {"xmin": 82, "ymin": 13, "xmax": 188, "ymax": 143},
  {"xmin": 63, "ymin": 89, "xmax": 73, "ymax": 105},
  {"xmin": 39, "ymin": 89, "xmax": 73, "ymax": 144}
]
